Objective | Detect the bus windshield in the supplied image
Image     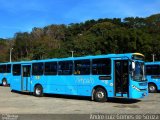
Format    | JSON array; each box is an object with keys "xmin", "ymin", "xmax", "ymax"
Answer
[{"xmin": 133, "ymin": 62, "xmax": 146, "ymax": 81}]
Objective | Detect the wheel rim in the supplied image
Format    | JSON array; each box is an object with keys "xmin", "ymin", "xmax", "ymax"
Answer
[
  {"xmin": 3, "ymin": 81, "xmax": 7, "ymax": 86},
  {"xmin": 97, "ymin": 91, "xmax": 104, "ymax": 99},
  {"xmin": 149, "ymin": 86, "xmax": 155, "ymax": 92},
  {"xmin": 36, "ymin": 88, "xmax": 41, "ymax": 95}
]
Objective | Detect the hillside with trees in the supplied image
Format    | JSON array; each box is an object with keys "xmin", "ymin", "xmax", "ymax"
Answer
[{"xmin": 0, "ymin": 13, "xmax": 160, "ymax": 62}]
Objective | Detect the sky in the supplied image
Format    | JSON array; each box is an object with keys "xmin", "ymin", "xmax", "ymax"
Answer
[{"xmin": 0, "ymin": 0, "xmax": 160, "ymax": 38}]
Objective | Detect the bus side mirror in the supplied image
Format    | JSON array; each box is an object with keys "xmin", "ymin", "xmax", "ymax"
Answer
[{"xmin": 132, "ymin": 61, "xmax": 135, "ymax": 70}]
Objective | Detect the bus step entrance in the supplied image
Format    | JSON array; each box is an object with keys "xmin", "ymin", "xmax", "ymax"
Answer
[{"xmin": 114, "ymin": 60, "xmax": 129, "ymax": 98}]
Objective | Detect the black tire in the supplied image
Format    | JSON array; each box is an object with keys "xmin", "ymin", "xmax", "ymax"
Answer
[
  {"xmin": 34, "ymin": 85, "xmax": 43, "ymax": 97},
  {"xmin": 93, "ymin": 87, "xmax": 107, "ymax": 102},
  {"xmin": 2, "ymin": 79, "xmax": 7, "ymax": 86},
  {"xmin": 148, "ymin": 83, "xmax": 157, "ymax": 93}
]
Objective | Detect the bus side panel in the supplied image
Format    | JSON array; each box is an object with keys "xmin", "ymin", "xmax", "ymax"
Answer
[
  {"xmin": 5, "ymin": 73, "xmax": 12, "ymax": 85},
  {"xmin": 75, "ymin": 75, "xmax": 114, "ymax": 97},
  {"xmin": 10, "ymin": 76, "xmax": 22, "ymax": 91},
  {"xmin": 0, "ymin": 74, "xmax": 3, "ymax": 84},
  {"xmin": 30, "ymin": 76, "xmax": 78, "ymax": 95},
  {"xmin": 30, "ymin": 75, "xmax": 46, "ymax": 93},
  {"xmin": 43, "ymin": 76, "xmax": 76, "ymax": 95},
  {"xmin": 66, "ymin": 85, "xmax": 78, "ymax": 95},
  {"xmin": 41, "ymin": 76, "xmax": 58, "ymax": 94},
  {"xmin": 147, "ymin": 75, "xmax": 160, "ymax": 90},
  {"xmin": 77, "ymin": 86, "xmax": 91, "ymax": 96},
  {"xmin": 0, "ymin": 73, "xmax": 12, "ymax": 85},
  {"xmin": 75, "ymin": 75, "xmax": 93, "ymax": 96},
  {"xmin": 93, "ymin": 79, "xmax": 114, "ymax": 97},
  {"xmin": 55, "ymin": 76, "xmax": 77, "ymax": 95},
  {"xmin": 50, "ymin": 85, "xmax": 66, "ymax": 94}
]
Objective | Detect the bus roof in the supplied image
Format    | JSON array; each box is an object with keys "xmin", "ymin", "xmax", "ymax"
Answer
[
  {"xmin": 0, "ymin": 53, "xmax": 144, "ymax": 64},
  {"xmin": 145, "ymin": 61, "xmax": 160, "ymax": 65},
  {"xmin": 0, "ymin": 62, "xmax": 11, "ymax": 65},
  {"xmin": 30, "ymin": 53, "xmax": 137, "ymax": 62},
  {"xmin": 0, "ymin": 61, "xmax": 32, "ymax": 65}
]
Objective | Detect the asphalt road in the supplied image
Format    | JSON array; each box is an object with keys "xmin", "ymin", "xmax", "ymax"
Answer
[{"xmin": 0, "ymin": 86, "xmax": 160, "ymax": 120}]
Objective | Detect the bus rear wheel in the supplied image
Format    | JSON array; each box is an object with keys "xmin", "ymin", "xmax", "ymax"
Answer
[
  {"xmin": 34, "ymin": 85, "xmax": 43, "ymax": 97},
  {"xmin": 148, "ymin": 83, "xmax": 157, "ymax": 93},
  {"xmin": 93, "ymin": 87, "xmax": 107, "ymax": 102},
  {"xmin": 2, "ymin": 79, "xmax": 7, "ymax": 86}
]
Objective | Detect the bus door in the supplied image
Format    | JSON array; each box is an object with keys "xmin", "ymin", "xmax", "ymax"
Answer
[
  {"xmin": 22, "ymin": 65, "xmax": 31, "ymax": 91},
  {"xmin": 114, "ymin": 60, "xmax": 129, "ymax": 97}
]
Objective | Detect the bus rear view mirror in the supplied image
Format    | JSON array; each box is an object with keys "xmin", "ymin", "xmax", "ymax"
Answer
[{"xmin": 132, "ymin": 61, "xmax": 135, "ymax": 70}]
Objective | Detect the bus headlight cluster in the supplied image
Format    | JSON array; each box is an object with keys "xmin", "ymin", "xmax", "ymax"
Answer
[{"xmin": 132, "ymin": 85, "xmax": 140, "ymax": 92}]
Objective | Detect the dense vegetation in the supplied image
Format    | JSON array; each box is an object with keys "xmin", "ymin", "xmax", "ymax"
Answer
[{"xmin": 0, "ymin": 13, "xmax": 160, "ymax": 62}]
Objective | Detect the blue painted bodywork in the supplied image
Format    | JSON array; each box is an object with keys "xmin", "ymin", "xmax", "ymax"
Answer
[
  {"xmin": 10, "ymin": 53, "xmax": 148, "ymax": 99},
  {"xmin": 0, "ymin": 62, "xmax": 12, "ymax": 85},
  {"xmin": 145, "ymin": 62, "xmax": 160, "ymax": 91}
]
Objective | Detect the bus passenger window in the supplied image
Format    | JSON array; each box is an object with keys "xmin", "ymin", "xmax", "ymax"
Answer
[
  {"xmin": 44, "ymin": 62, "xmax": 57, "ymax": 75},
  {"xmin": 92, "ymin": 58, "xmax": 111, "ymax": 75},
  {"xmin": 23, "ymin": 66, "xmax": 31, "ymax": 77},
  {"xmin": 146, "ymin": 65, "xmax": 160, "ymax": 75},
  {"xmin": 0, "ymin": 65, "xmax": 6, "ymax": 73},
  {"xmin": 32, "ymin": 63, "xmax": 44, "ymax": 75},
  {"xmin": 74, "ymin": 60, "xmax": 90, "ymax": 75},
  {"xmin": 0, "ymin": 65, "xmax": 2, "ymax": 73},
  {"xmin": 6, "ymin": 64, "xmax": 11, "ymax": 73},
  {"xmin": 13, "ymin": 64, "xmax": 21, "ymax": 76},
  {"xmin": 58, "ymin": 61, "xmax": 73, "ymax": 75},
  {"xmin": 74, "ymin": 70, "xmax": 80, "ymax": 74}
]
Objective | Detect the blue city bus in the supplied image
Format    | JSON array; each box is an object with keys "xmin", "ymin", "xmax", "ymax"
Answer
[
  {"xmin": 145, "ymin": 62, "xmax": 160, "ymax": 93},
  {"xmin": 0, "ymin": 62, "xmax": 12, "ymax": 86},
  {"xmin": 10, "ymin": 53, "xmax": 148, "ymax": 102}
]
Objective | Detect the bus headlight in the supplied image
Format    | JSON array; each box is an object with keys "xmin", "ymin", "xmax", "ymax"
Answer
[{"xmin": 132, "ymin": 85, "xmax": 140, "ymax": 92}]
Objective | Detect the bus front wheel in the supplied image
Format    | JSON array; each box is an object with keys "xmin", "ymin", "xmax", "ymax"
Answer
[
  {"xmin": 34, "ymin": 85, "xmax": 43, "ymax": 97},
  {"xmin": 93, "ymin": 87, "xmax": 107, "ymax": 102},
  {"xmin": 2, "ymin": 79, "xmax": 7, "ymax": 86},
  {"xmin": 148, "ymin": 83, "xmax": 157, "ymax": 93}
]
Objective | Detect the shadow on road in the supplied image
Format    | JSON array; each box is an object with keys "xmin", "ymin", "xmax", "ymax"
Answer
[
  {"xmin": 11, "ymin": 90, "xmax": 32, "ymax": 96},
  {"xmin": 11, "ymin": 90, "xmax": 141, "ymax": 104},
  {"xmin": 45, "ymin": 93, "xmax": 92, "ymax": 101},
  {"xmin": 107, "ymin": 98, "xmax": 141, "ymax": 104}
]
